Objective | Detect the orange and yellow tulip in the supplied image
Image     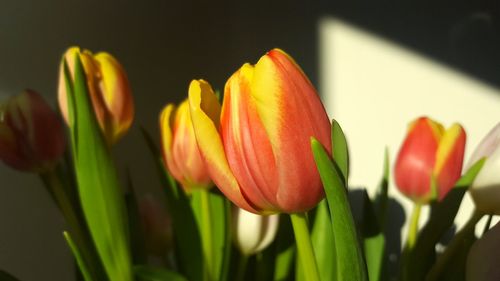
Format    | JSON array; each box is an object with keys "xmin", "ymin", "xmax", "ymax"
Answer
[
  {"xmin": 58, "ymin": 47, "xmax": 134, "ymax": 144},
  {"xmin": 160, "ymin": 99, "xmax": 212, "ymax": 191},
  {"xmin": 189, "ymin": 49, "xmax": 331, "ymax": 214},
  {"xmin": 394, "ymin": 117, "xmax": 466, "ymax": 203},
  {"xmin": 0, "ymin": 90, "xmax": 65, "ymax": 172}
]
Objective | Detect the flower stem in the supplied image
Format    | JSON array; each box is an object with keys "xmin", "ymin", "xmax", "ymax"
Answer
[
  {"xmin": 235, "ymin": 254, "xmax": 249, "ymax": 281},
  {"xmin": 407, "ymin": 203, "xmax": 422, "ymax": 249},
  {"xmin": 199, "ymin": 189, "xmax": 214, "ymax": 281},
  {"xmin": 426, "ymin": 209, "xmax": 483, "ymax": 281},
  {"xmin": 290, "ymin": 212, "xmax": 320, "ymax": 281}
]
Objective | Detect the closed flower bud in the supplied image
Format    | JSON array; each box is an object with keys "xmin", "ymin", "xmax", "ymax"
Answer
[
  {"xmin": 0, "ymin": 90, "xmax": 65, "ymax": 172},
  {"xmin": 468, "ymin": 123, "xmax": 500, "ymax": 215},
  {"xmin": 159, "ymin": 99, "xmax": 212, "ymax": 191},
  {"xmin": 394, "ymin": 117, "xmax": 466, "ymax": 203},
  {"xmin": 188, "ymin": 49, "xmax": 331, "ymax": 214},
  {"xmin": 232, "ymin": 205, "xmax": 279, "ymax": 256},
  {"xmin": 58, "ymin": 46, "xmax": 134, "ymax": 144}
]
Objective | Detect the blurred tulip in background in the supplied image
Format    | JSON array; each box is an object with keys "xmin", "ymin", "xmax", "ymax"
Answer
[
  {"xmin": 0, "ymin": 89, "xmax": 65, "ymax": 172},
  {"xmin": 395, "ymin": 117, "xmax": 466, "ymax": 203},
  {"xmin": 58, "ymin": 47, "xmax": 134, "ymax": 144}
]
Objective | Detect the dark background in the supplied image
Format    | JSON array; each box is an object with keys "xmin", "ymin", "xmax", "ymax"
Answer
[{"xmin": 0, "ymin": 1, "xmax": 499, "ymax": 280}]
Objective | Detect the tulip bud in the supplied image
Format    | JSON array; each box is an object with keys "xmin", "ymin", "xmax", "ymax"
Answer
[
  {"xmin": 468, "ymin": 123, "xmax": 500, "ymax": 215},
  {"xmin": 159, "ymin": 99, "xmax": 212, "ymax": 191},
  {"xmin": 232, "ymin": 205, "xmax": 279, "ymax": 256},
  {"xmin": 188, "ymin": 49, "xmax": 331, "ymax": 214},
  {"xmin": 0, "ymin": 90, "xmax": 65, "ymax": 172},
  {"xmin": 58, "ymin": 46, "xmax": 134, "ymax": 144},
  {"xmin": 394, "ymin": 117, "xmax": 466, "ymax": 203},
  {"xmin": 466, "ymin": 221, "xmax": 500, "ymax": 281},
  {"xmin": 138, "ymin": 195, "xmax": 173, "ymax": 257}
]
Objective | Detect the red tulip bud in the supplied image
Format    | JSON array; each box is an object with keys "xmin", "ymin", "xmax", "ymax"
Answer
[
  {"xmin": 0, "ymin": 90, "xmax": 65, "ymax": 172},
  {"xmin": 395, "ymin": 117, "xmax": 466, "ymax": 203}
]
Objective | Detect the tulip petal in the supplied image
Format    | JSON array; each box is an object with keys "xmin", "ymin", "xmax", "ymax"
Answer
[
  {"xmin": 233, "ymin": 207, "xmax": 265, "ymax": 255},
  {"xmin": 159, "ymin": 104, "xmax": 184, "ymax": 182},
  {"xmin": 467, "ymin": 123, "xmax": 500, "ymax": 169},
  {"xmin": 188, "ymin": 80, "xmax": 258, "ymax": 213},
  {"xmin": 222, "ymin": 65, "xmax": 280, "ymax": 212},
  {"xmin": 433, "ymin": 123, "xmax": 466, "ymax": 200},
  {"xmin": 170, "ymin": 100, "xmax": 211, "ymax": 189},
  {"xmin": 251, "ymin": 49, "xmax": 331, "ymax": 212},
  {"xmin": 470, "ymin": 146, "xmax": 500, "ymax": 215},
  {"xmin": 254, "ymin": 214, "xmax": 279, "ymax": 253},
  {"xmin": 94, "ymin": 52, "xmax": 134, "ymax": 142},
  {"xmin": 395, "ymin": 118, "xmax": 439, "ymax": 202}
]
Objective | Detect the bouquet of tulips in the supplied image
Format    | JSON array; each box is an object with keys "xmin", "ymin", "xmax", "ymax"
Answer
[{"xmin": 1, "ymin": 46, "xmax": 499, "ymax": 281}]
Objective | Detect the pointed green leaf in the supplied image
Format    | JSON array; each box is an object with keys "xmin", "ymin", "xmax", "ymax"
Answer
[
  {"xmin": 311, "ymin": 138, "xmax": 367, "ymax": 281},
  {"xmin": 63, "ymin": 231, "xmax": 93, "ymax": 281},
  {"xmin": 331, "ymin": 119, "xmax": 349, "ymax": 184},
  {"xmin": 65, "ymin": 55, "xmax": 132, "ymax": 281},
  {"xmin": 140, "ymin": 128, "xmax": 203, "ymax": 281},
  {"xmin": 134, "ymin": 265, "xmax": 188, "ymax": 281}
]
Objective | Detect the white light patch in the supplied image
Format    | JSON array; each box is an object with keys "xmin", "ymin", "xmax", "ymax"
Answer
[{"xmin": 319, "ymin": 17, "xmax": 500, "ymax": 239}]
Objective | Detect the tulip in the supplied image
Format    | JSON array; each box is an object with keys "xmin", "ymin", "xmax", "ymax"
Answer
[
  {"xmin": 0, "ymin": 90, "xmax": 65, "ymax": 172},
  {"xmin": 468, "ymin": 123, "xmax": 500, "ymax": 215},
  {"xmin": 232, "ymin": 205, "xmax": 279, "ymax": 255},
  {"xmin": 58, "ymin": 46, "xmax": 134, "ymax": 144},
  {"xmin": 466, "ymin": 221, "xmax": 500, "ymax": 281},
  {"xmin": 394, "ymin": 117, "xmax": 466, "ymax": 203},
  {"xmin": 159, "ymin": 99, "xmax": 212, "ymax": 191},
  {"xmin": 188, "ymin": 49, "xmax": 331, "ymax": 214}
]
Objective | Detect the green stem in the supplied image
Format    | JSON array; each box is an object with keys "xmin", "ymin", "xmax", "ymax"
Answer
[
  {"xmin": 40, "ymin": 169, "xmax": 98, "ymax": 280},
  {"xmin": 290, "ymin": 212, "xmax": 320, "ymax": 281},
  {"xmin": 426, "ymin": 209, "xmax": 483, "ymax": 281},
  {"xmin": 200, "ymin": 189, "xmax": 214, "ymax": 281},
  {"xmin": 235, "ymin": 254, "xmax": 249, "ymax": 281},
  {"xmin": 407, "ymin": 203, "xmax": 422, "ymax": 249}
]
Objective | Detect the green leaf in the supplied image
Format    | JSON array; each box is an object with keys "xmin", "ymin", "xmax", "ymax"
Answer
[
  {"xmin": 331, "ymin": 119, "xmax": 349, "ymax": 184},
  {"xmin": 311, "ymin": 138, "xmax": 368, "ymax": 281},
  {"xmin": 64, "ymin": 55, "xmax": 132, "ymax": 281},
  {"xmin": 311, "ymin": 200, "xmax": 336, "ymax": 281},
  {"xmin": 0, "ymin": 270, "xmax": 21, "ymax": 281},
  {"xmin": 361, "ymin": 191, "xmax": 386, "ymax": 281},
  {"xmin": 134, "ymin": 265, "xmax": 188, "ymax": 281},
  {"xmin": 190, "ymin": 190, "xmax": 231, "ymax": 281},
  {"xmin": 403, "ymin": 159, "xmax": 486, "ymax": 281},
  {"xmin": 140, "ymin": 128, "xmax": 203, "ymax": 281},
  {"xmin": 63, "ymin": 231, "xmax": 93, "ymax": 281}
]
